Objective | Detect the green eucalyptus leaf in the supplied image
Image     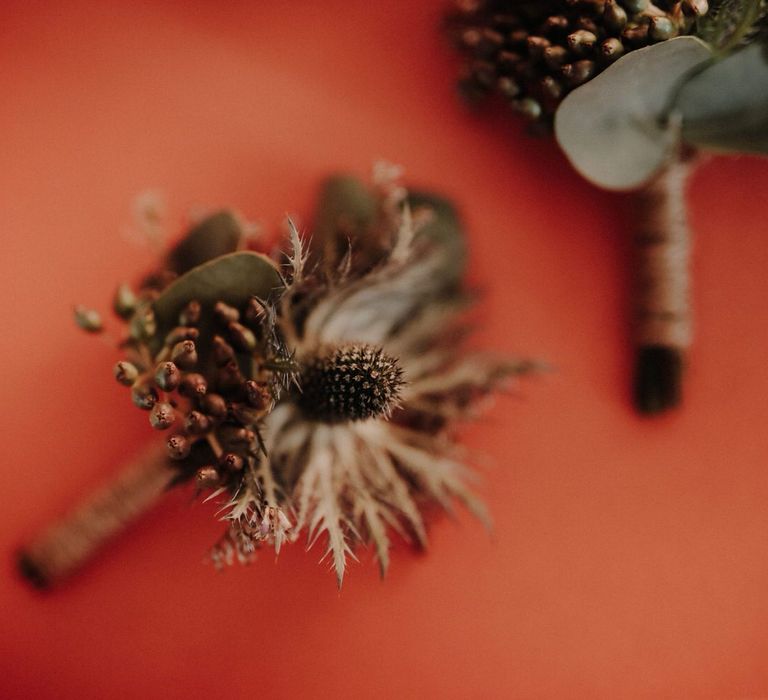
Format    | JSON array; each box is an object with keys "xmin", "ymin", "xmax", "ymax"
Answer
[
  {"xmin": 312, "ymin": 175, "xmax": 466, "ymax": 283},
  {"xmin": 407, "ymin": 191, "xmax": 466, "ymax": 285},
  {"xmin": 314, "ymin": 175, "xmax": 377, "ymax": 245},
  {"xmin": 698, "ymin": 0, "xmax": 767, "ymax": 54},
  {"xmin": 166, "ymin": 210, "xmax": 243, "ymax": 275},
  {"xmin": 555, "ymin": 37, "xmax": 712, "ymax": 191},
  {"xmin": 313, "ymin": 175, "xmax": 378, "ymax": 270},
  {"xmin": 152, "ymin": 251, "xmax": 283, "ymax": 350},
  {"xmin": 678, "ymin": 43, "xmax": 768, "ymax": 153}
]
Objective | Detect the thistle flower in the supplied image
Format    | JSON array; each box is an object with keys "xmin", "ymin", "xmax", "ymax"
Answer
[
  {"xmin": 19, "ymin": 165, "xmax": 534, "ymax": 588},
  {"xmin": 210, "ymin": 168, "xmax": 533, "ymax": 585}
]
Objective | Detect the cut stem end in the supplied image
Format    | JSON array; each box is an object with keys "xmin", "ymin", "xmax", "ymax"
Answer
[
  {"xmin": 634, "ymin": 345, "xmax": 684, "ymax": 414},
  {"xmin": 17, "ymin": 443, "xmax": 175, "ymax": 590},
  {"xmin": 17, "ymin": 551, "xmax": 51, "ymax": 590}
]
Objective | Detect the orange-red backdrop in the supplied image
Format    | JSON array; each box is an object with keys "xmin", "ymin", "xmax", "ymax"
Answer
[{"xmin": 3, "ymin": 1, "xmax": 768, "ymax": 697}]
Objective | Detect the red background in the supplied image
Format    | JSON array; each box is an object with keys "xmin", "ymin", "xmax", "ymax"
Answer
[{"xmin": 3, "ymin": 2, "xmax": 768, "ymax": 697}]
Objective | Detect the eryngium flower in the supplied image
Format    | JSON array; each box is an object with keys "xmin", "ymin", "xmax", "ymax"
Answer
[
  {"xmin": 89, "ymin": 166, "xmax": 533, "ymax": 585},
  {"xmin": 447, "ymin": 0, "xmax": 709, "ymax": 127},
  {"xmin": 208, "ymin": 168, "xmax": 532, "ymax": 584},
  {"xmin": 297, "ymin": 345, "xmax": 404, "ymax": 422}
]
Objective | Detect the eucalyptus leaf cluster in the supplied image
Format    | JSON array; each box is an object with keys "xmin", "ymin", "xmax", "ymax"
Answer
[{"xmin": 555, "ymin": 0, "xmax": 768, "ymax": 190}]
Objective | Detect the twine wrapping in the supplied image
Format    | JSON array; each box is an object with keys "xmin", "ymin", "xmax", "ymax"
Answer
[
  {"xmin": 634, "ymin": 157, "xmax": 693, "ymax": 350},
  {"xmin": 19, "ymin": 442, "xmax": 175, "ymax": 588}
]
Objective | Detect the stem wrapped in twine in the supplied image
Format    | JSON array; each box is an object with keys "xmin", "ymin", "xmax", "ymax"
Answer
[
  {"xmin": 633, "ymin": 155, "xmax": 694, "ymax": 414},
  {"xmin": 18, "ymin": 442, "xmax": 175, "ymax": 589}
]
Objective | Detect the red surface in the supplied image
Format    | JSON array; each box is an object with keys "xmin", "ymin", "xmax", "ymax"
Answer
[{"xmin": 3, "ymin": 2, "xmax": 768, "ymax": 698}]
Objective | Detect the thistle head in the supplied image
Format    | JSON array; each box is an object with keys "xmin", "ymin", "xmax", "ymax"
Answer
[
  {"xmin": 297, "ymin": 344, "xmax": 404, "ymax": 423},
  {"xmin": 66, "ymin": 175, "xmax": 526, "ymax": 588}
]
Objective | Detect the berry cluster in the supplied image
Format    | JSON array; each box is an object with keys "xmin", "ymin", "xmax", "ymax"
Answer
[
  {"xmin": 448, "ymin": 0, "xmax": 709, "ymax": 127},
  {"xmin": 109, "ymin": 281, "xmax": 289, "ymax": 492}
]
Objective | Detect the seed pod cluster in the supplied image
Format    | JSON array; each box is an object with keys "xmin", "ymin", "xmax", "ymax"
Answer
[
  {"xmin": 447, "ymin": 0, "xmax": 709, "ymax": 127},
  {"xmin": 104, "ymin": 276, "xmax": 294, "ymax": 491}
]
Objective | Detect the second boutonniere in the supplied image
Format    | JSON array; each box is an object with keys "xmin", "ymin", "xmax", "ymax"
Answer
[{"xmin": 448, "ymin": 0, "xmax": 768, "ymax": 414}]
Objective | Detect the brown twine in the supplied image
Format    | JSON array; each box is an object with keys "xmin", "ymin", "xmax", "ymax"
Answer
[
  {"xmin": 633, "ymin": 156, "xmax": 693, "ymax": 349},
  {"xmin": 19, "ymin": 442, "xmax": 175, "ymax": 588}
]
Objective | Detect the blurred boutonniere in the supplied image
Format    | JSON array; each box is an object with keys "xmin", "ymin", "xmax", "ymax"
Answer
[
  {"xmin": 20, "ymin": 164, "xmax": 534, "ymax": 589},
  {"xmin": 448, "ymin": 0, "xmax": 768, "ymax": 413}
]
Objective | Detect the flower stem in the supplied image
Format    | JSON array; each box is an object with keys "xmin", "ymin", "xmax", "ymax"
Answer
[
  {"xmin": 632, "ymin": 155, "xmax": 694, "ymax": 414},
  {"xmin": 18, "ymin": 442, "xmax": 175, "ymax": 589}
]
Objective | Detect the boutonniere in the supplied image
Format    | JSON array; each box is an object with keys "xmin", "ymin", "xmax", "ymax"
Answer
[
  {"xmin": 20, "ymin": 165, "xmax": 534, "ymax": 588},
  {"xmin": 449, "ymin": 0, "xmax": 768, "ymax": 413}
]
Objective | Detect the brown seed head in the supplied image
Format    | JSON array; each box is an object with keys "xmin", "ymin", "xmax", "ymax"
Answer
[
  {"xmin": 297, "ymin": 344, "xmax": 404, "ymax": 423},
  {"xmin": 195, "ymin": 466, "xmax": 221, "ymax": 489},
  {"xmin": 166, "ymin": 434, "xmax": 191, "ymax": 460}
]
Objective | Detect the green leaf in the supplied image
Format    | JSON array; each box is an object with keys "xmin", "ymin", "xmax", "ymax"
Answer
[
  {"xmin": 698, "ymin": 0, "xmax": 767, "ymax": 54},
  {"xmin": 407, "ymin": 191, "xmax": 466, "ymax": 285},
  {"xmin": 554, "ymin": 37, "xmax": 712, "ymax": 191},
  {"xmin": 678, "ymin": 43, "xmax": 768, "ymax": 153},
  {"xmin": 313, "ymin": 175, "xmax": 377, "ymax": 269},
  {"xmin": 166, "ymin": 211, "xmax": 243, "ymax": 275},
  {"xmin": 152, "ymin": 251, "xmax": 283, "ymax": 349},
  {"xmin": 312, "ymin": 175, "xmax": 466, "ymax": 284}
]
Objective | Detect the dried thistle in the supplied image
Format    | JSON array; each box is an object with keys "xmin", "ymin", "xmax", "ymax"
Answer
[{"xmin": 19, "ymin": 165, "xmax": 535, "ymax": 588}]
